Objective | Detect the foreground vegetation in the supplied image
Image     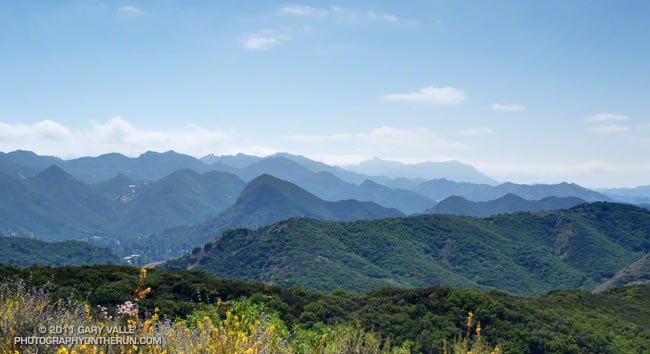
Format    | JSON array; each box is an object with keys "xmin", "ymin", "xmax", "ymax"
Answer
[
  {"xmin": 1, "ymin": 267, "xmax": 497, "ymax": 354},
  {"xmin": 2, "ymin": 264, "xmax": 650, "ymax": 353}
]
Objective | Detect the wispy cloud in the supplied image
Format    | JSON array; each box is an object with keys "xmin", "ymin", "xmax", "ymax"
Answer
[
  {"xmin": 280, "ymin": 4, "xmax": 413, "ymax": 24},
  {"xmin": 380, "ymin": 86, "xmax": 467, "ymax": 106},
  {"xmin": 583, "ymin": 113, "xmax": 630, "ymax": 134},
  {"xmin": 491, "ymin": 103, "xmax": 525, "ymax": 112},
  {"xmin": 584, "ymin": 113, "xmax": 628, "ymax": 123},
  {"xmin": 118, "ymin": 5, "xmax": 143, "ymax": 17},
  {"xmin": 280, "ymin": 5, "xmax": 328, "ymax": 17},
  {"xmin": 460, "ymin": 128, "xmax": 494, "ymax": 137},
  {"xmin": 240, "ymin": 29, "xmax": 290, "ymax": 50},
  {"xmin": 0, "ymin": 117, "xmax": 274, "ymax": 158},
  {"xmin": 588, "ymin": 124, "xmax": 630, "ymax": 134}
]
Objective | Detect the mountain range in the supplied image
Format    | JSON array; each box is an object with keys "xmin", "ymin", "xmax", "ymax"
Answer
[
  {"xmin": 599, "ymin": 185, "xmax": 650, "ymax": 204},
  {"xmin": 412, "ymin": 179, "xmax": 609, "ymax": 202},
  {"xmin": 427, "ymin": 193, "xmax": 586, "ymax": 217},
  {"xmin": 163, "ymin": 202, "xmax": 650, "ymax": 294},
  {"xmin": 134, "ymin": 174, "xmax": 403, "ymax": 260},
  {"xmin": 346, "ymin": 157, "xmax": 498, "ymax": 184},
  {"xmin": 0, "ymin": 150, "xmax": 613, "ymax": 214},
  {"xmin": 0, "ymin": 165, "xmax": 247, "ymax": 243}
]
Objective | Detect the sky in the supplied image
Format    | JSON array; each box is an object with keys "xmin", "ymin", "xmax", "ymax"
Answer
[{"xmin": 1, "ymin": 1, "xmax": 649, "ymax": 188}]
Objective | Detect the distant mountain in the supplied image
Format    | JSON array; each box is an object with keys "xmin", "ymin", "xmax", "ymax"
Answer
[
  {"xmin": 201, "ymin": 152, "xmax": 375, "ymax": 184},
  {"xmin": 267, "ymin": 153, "xmax": 380, "ymax": 184},
  {"xmin": 0, "ymin": 150, "xmax": 61, "ymax": 179},
  {"xmin": 231, "ymin": 157, "xmax": 315, "ymax": 183},
  {"xmin": 293, "ymin": 172, "xmax": 434, "ymax": 214},
  {"xmin": 595, "ymin": 254, "xmax": 650, "ymax": 292},
  {"xmin": 383, "ymin": 177, "xmax": 427, "ymax": 190},
  {"xmin": 640, "ymin": 204, "xmax": 650, "ymax": 210},
  {"xmin": 201, "ymin": 153, "xmax": 263, "ymax": 168},
  {"xmin": 347, "ymin": 158, "xmax": 497, "ymax": 185},
  {"xmin": 164, "ymin": 202, "xmax": 650, "ymax": 294},
  {"xmin": 428, "ymin": 194, "xmax": 586, "ymax": 217},
  {"xmin": 0, "ymin": 237, "xmax": 121, "ymax": 267},
  {"xmin": 115, "ymin": 169, "xmax": 245, "ymax": 234},
  {"xmin": 414, "ymin": 179, "xmax": 610, "ymax": 202},
  {"xmin": 0, "ymin": 166, "xmax": 246, "ymax": 243},
  {"xmin": 0, "ymin": 166, "xmax": 117, "ymax": 242},
  {"xmin": 63, "ymin": 151, "xmax": 211, "ymax": 183},
  {"xmin": 208, "ymin": 158, "xmax": 434, "ymax": 214},
  {"xmin": 348, "ymin": 179, "xmax": 434, "ymax": 214},
  {"xmin": 90, "ymin": 174, "xmax": 149, "ymax": 203},
  {"xmin": 1, "ymin": 150, "xmax": 216, "ymax": 183},
  {"xmin": 138, "ymin": 174, "xmax": 403, "ymax": 260},
  {"xmin": 599, "ymin": 186, "xmax": 650, "ymax": 204}
]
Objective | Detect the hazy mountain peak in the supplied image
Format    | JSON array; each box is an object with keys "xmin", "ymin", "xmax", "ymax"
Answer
[
  {"xmin": 348, "ymin": 157, "xmax": 497, "ymax": 185},
  {"xmin": 500, "ymin": 193, "xmax": 527, "ymax": 201},
  {"xmin": 31, "ymin": 165, "xmax": 77, "ymax": 182}
]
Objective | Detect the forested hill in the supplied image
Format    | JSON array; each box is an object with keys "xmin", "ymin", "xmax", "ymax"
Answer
[
  {"xmin": 164, "ymin": 202, "xmax": 650, "ymax": 294},
  {"xmin": 0, "ymin": 237, "xmax": 121, "ymax": 267}
]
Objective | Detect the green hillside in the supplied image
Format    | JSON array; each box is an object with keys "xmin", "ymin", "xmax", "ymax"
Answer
[
  {"xmin": 165, "ymin": 202, "xmax": 650, "ymax": 294},
  {"xmin": 0, "ymin": 237, "xmax": 121, "ymax": 267},
  {"xmin": 596, "ymin": 254, "xmax": 650, "ymax": 291},
  {"xmin": 1, "ymin": 264, "xmax": 649, "ymax": 353}
]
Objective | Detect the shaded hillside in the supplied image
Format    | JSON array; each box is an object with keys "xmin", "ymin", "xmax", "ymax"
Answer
[
  {"xmin": 0, "ymin": 237, "xmax": 121, "ymax": 267},
  {"xmin": 428, "ymin": 193, "xmax": 585, "ymax": 217},
  {"xmin": 0, "ymin": 166, "xmax": 117, "ymax": 242},
  {"xmin": 90, "ymin": 173, "xmax": 149, "ymax": 202},
  {"xmin": 0, "ymin": 167, "xmax": 246, "ymax": 243},
  {"xmin": 596, "ymin": 254, "xmax": 650, "ymax": 291},
  {"xmin": 164, "ymin": 203, "xmax": 650, "ymax": 294},
  {"xmin": 138, "ymin": 175, "xmax": 403, "ymax": 260},
  {"xmin": 414, "ymin": 179, "xmax": 609, "ymax": 202},
  {"xmin": 115, "ymin": 169, "xmax": 245, "ymax": 234}
]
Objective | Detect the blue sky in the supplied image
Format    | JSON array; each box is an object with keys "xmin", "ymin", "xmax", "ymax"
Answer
[{"xmin": 1, "ymin": 1, "xmax": 649, "ymax": 187}]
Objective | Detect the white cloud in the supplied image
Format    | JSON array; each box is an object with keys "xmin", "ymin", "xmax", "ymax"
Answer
[
  {"xmin": 240, "ymin": 30, "xmax": 290, "ymax": 50},
  {"xmin": 588, "ymin": 124, "xmax": 630, "ymax": 134},
  {"xmin": 280, "ymin": 5, "xmax": 327, "ymax": 17},
  {"xmin": 0, "ymin": 117, "xmax": 274, "ymax": 158},
  {"xmin": 460, "ymin": 128, "xmax": 494, "ymax": 137},
  {"xmin": 380, "ymin": 86, "xmax": 467, "ymax": 106},
  {"xmin": 118, "ymin": 5, "xmax": 143, "ymax": 16},
  {"xmin": 279, "ymin": 4, "xmax": 412, "ymax": 24},
  {"xmin": 584, "ymin": 113, "xmax": 629, "ymax": 123},
  {"xmin": 491, "ymin": 103, "xmax": 525, "ymax": 112},
  {"xmin": 286, "ymin": 126, "xmax": 466, "ymax": 165}
]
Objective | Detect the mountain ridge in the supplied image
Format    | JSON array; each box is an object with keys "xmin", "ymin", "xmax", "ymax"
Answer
[
  {"xmin": 428, "ymin": 193, "xmax": 586, "ymax": 217},
  {"xmin": 137, "ymin": 174, "xmax": 404, "ymax": 260},
  {"xmin": 163, "ymin": 202, "xmax": 650, "ymax": 294}
]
